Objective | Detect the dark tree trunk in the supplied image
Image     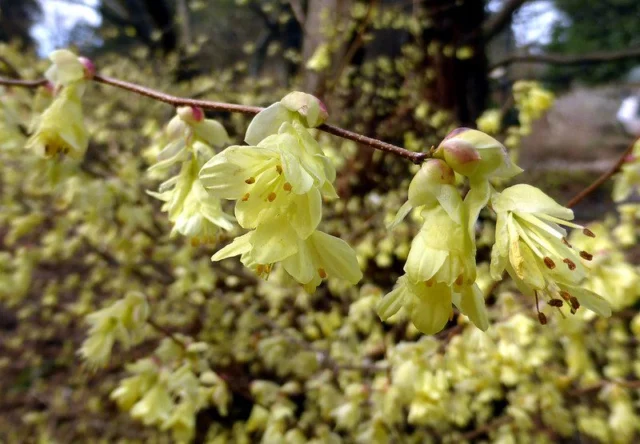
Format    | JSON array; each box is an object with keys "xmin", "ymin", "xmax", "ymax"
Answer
[{"xmin": 423, "ymin": 0, "xmax": 488, "ymax": 125}]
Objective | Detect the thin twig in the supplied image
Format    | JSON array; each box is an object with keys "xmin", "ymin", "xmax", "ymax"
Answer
[
  {"xmin": 492, "ymin": 46, "xmax": 640, "ymax": 70},
  {"xmin": 147, "ymin": 318, "xmax": 187, "ymax": 349},
  {"xmin": 0, "ymin": 74, "xmax": 429, "ymax": 164},
  {"xmin": 566, "ymin": 137, "xmax": 638, "ymax": 208},
  {"xmin": 0, "ymin": 78, "xmax": 48, "ymax": 88}
]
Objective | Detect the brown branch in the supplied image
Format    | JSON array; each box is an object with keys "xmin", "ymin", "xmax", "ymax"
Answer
[
  {"xmin": 0, "ymin": 73, "xmax": 426, "ymax": 164},
  {"xmin": 147, "ymin": 318, "xmax": 187, "ymax": 349},
  {"xmin": 566, "ymin": 137, "xmax": 638, "ymax": 208},
  {"xmin": 460, "ymin": 416, "xmax": 512, "ymax": 440},
  {"xmin": 483, "ymin": 0, "xmax": 529, "ymax": 41},
  {"xmin": 492, "ymin": 46, "xmax": 640, "ymax": 69},
  {"xmin": 93, "ymin": 74, "xmax": 429, "ymax": 163},
  {"xmin": 0, "ymin": 78, "xmax": 48, "ymax": 88}
]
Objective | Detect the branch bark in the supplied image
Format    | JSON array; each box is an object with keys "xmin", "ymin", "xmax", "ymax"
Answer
[
  {"xmin": 0, "ymin": 74, "xmax": 430, "ymax": 164},
  {"xmin": 492, "ymin": 46, "xmax": 640, "ymax": 69},
  {"xmin": 483, "ymin": 0, "xmax": 529, "ymax": 41}
]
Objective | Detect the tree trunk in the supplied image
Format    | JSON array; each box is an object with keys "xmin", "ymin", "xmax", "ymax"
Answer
[
  {"xmin": 301, "ymin": 0, "xmax": 353, "ymax": 98},
  {"xmin": 423, "ymin": 0, "xmax": 488, "ymax": 125}
]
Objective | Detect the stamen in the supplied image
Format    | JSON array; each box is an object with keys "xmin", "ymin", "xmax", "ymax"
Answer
[
  {"xmin": 549, "ymin": 299, "xmax": 563, "ymax": 307},
  {"xmin": 425, "ymin": 278, "xmax": 434, "ymax": 287},
  {"xmin": 265, "ymin": 264, "xmax": 272, "ymax": 274},
  {"xmin": 562, "ymin": 238, "xmax": 572, "ymax": 248},
  {"xmin": 583, "ymin": 228, "xmax": 596, "ymax": 238},
  {"xmin": 559, "ymin": 291, "xmax": 571, "ymax": 301},
  {"xmin": 267, "ymin": 192, "xmax": 277, "ymax": 202},
  {"xmin": 563, "ymin": 258, "xmax": 576, "ymax": 270},
  {"xmin": 543, "ymin": 257, "xmax": 556, "ymax": 269},
  {"xmin": 538, "ymin": 312, "xmax": 547, "ymax": 325},
  {"xmin": 455, "ymin": 274, "xmax": 463, "ymax": 286},
  {"xmin": 579, "ymin": 251, "xmax": 593, "ymax": 261},
  {"xmin": 242, "ymin": 193, "xmax": 250, "ymax": 201},
  {"xmin": 570, "ymin": 308, "xmax": 576, "ymax": 315},
  {"xmin": 256, "ymin": 264, "xmax": 265, "ymax": 275},
  {"xmin": 318, "ymin": 268, "xmax": 327, "ymax": 279},
  {"xmin": 245, "ymin": 177, "xmax": 255, "ymax": 184},
  {"xmin": 569, "ymin": 296, "xmax": 580, "ymax": 310},
  {"xmin": 190, "ymin": 237, "xmax": 200, "ymax": 247},
  {"xmin": 283, "ymin": 182, "xmax": 292, "ymax": 192},
  {"xmin": 276, "ymin": 165, "xmax": 283, "ymax": 174}
]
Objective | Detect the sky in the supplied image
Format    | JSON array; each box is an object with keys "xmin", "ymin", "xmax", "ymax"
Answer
[
  {"xmin": 32, "ymin": 0, "xmax": 563, "ymax": 55},
  {"xmin": 31, "ymin": 0, "xmax": 102, "ymax": 56}
]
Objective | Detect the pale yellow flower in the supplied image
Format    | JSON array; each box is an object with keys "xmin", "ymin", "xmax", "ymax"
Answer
[{"xmin": 26, "ymin": 83, "xmax": 88, "ymax": 158}]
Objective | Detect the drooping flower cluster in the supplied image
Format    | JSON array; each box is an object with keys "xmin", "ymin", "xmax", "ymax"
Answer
[
  {"xmin": 200, "ymin": 92, "xmax": 362, "ymax": 291},
  {"xmin": 79, "ymin": 292, "xmax": 149, "ymax": 367},
  {"xmin": 378, "ymin": 128, "xmax": 611, "ymax": 334},
  {"xmin": 377, "ymin": 158, "xmax": 490, "ymax": 334},
  {"xmin": 490, "ymin": 184, "xmax": 611, "ymax": 320},
  {"xmin": 26, "ymin": 49, "xmax": 94, "ymax": 159},
  {"xmin": 111, "ymin": 338, "xmax": 231, "ymax": 443},
  {"xmin": 147, "ymin": 106, "xmax": 235, "ymax": 245}
]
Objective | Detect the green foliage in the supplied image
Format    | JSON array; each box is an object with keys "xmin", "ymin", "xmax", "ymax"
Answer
[{"xmin": 547, "ymin": 0, "xmax": 640, "ymax": 84}]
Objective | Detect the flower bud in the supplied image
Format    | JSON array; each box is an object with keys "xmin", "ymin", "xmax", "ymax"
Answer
[
  {"xmin": 45, "ymin": 49, "xmax": 87, "ymax": 88},
  {"xmin": 434, "ymin": 128, "xmax": 522, "ymax": 180},
  {"xmin": 78, "ymin": 56, "xmax": 96, "ymax": 79},
  {"xmin": 177, "ymin": 106, "xmax": 204, "ymax": 124},
  {"xmin": 281, "ymin": 91, "xmax": 329, "ymax": 127}
]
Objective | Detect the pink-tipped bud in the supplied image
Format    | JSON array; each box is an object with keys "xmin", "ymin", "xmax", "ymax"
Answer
[
  {"xmin": 42, "ymin": 81, "xmax": 55, "ymax": 95},
  {"xmin": 78, "ymin": 57, "xmax": 96, "ymax": 79},
  {"xmin": 434, "ymin": 127, "xmax": 522, "ymax": 180},
  {"xmin": 177, "ymin": 106, "xmax": 205, "ymax": 124}
]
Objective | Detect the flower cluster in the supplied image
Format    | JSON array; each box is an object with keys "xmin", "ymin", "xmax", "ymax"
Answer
[
  {"xmin": 490, "ymin": 184, "xmax": 611, "ymax": 321},
  {"xmin": 26, "ymin": 50, "xmax": 94, "ymax": 159},
  {"xmin": 147, "ymin": 106, "xmax": 235, "ymax": 245},
  {"xmin": 200, "ymin": 92, "xmax": 361, "ymax": 291},
  {"xmin": 79, "ymin": 292, "xmax": 149, "ymax": 367},
  {"xmin": 111, "ymin": 338, "xmax": 230, "ymax": 443},
  {"xmin": 378, "ymin": 128, "xmax": 610, "ymax": 334}
]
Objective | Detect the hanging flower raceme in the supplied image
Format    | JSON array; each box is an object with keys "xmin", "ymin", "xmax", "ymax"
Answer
[
  {"xmin": 377, "ymin": 159, "xmax": 489, "ymax": 334},
  {"xmin": 200, "ymin": 92, "xmax": 361, "ymax": 291},
  {"xmin": 490, "ymin": 184, "xmax": 611, "ymax": 320},
  {"xmin": 26, "ymin": 49, "xmax": 94, "ymax": 159},
  {"xmin": 148, "ymin": 106, "xmax": 234, "ymax": 246},
  {"xmin": 79, "ymin": 292, "xmax": 149, "ymax": 368}
]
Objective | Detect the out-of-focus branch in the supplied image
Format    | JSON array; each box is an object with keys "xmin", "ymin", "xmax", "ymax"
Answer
[
  {"xmin": 492, "ymin": 46, "xmax": 640, "ymax": 69},
  {"xmin": 566, "ymin": 137, "xmax": 638, "ymax": 208},
  {"xmin": 483, "ymin": 0, "xmax": 529, "ymax": 41}
]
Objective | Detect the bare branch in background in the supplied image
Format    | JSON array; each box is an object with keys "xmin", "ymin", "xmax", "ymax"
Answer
[
  {"xmin": 483, "ymin": 0, "xmax": 529, "ymax": 41},
  {"xmin": 492, "ymin": 46, "xmax": 640, "ymax": 69}
]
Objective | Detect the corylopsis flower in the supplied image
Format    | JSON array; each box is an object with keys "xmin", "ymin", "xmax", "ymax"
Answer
[
  {"xmin": 491, "ymin": 184, "xmax": 611, "ymax": 318},
  {"xmin": 200, "ymin": 94, "xmax": 361, "ymax": 290},
  {"xmin": 377, "ymin": 159, "xmax": 488, "ymax": 334},
  {"xmin": 148, "ymin": 107, "xmax": 233, "ymax": 245},
  {"xmin": 26, "ymin": 83, "xmax": 89, "ymax": 158}
]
